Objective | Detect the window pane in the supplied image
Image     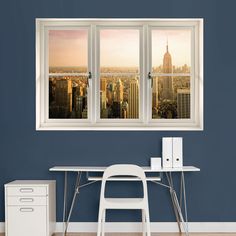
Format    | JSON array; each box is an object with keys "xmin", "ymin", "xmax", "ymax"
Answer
[
  {"xmin": 100, "ymin": 75, "xmax": 139, "ymax": 119},
  {"xmin": 152, "ymin": 29, "xmax": 191, "ymax": 74},
  {"xmin": 100, "ymin": 29, "xmax": 139, "ymax": 73},
  {"xmin": 152, "ymin": 76, "xmax": 190, "ymax": 119},
  {"xmin": 49, "ymin": 30, "xmax": 88, "ymax": 73},
  {"xmin": 49, "ymin": 76, "xmax": 88, "ymax": 119}
]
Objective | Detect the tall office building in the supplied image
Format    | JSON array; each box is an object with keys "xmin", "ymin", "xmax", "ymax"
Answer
[
  {"xmin": 177, "ymin": 89, "xmax": 190, "ymax": 118},
  {"xmin": 122, "ymin": 101, "xmax": 128, "ymax": 119},
  {"xmin": 162, "ymin": 42, "xmax": 173, "ymax": 101},
  {"xmin": 76, "ymin": 96, "xmax": 85, "ymax": 118},
  {"xmin": 100, "ymin": 91, "xmax": 107, "ymax": 110},
  {"xmin": 106, "ymin": 90, "xmax": 112, "ymax": 106},
  {"xmin": 49, "ymin": 79, "xmax": 54, "ymax": 104},
  {"xmin": 55, "ymin": 79, "xmax": 72, "ymax": 117},
  {"xmin": 100, "ymin": 78, "xmax": 107, "ymax": 91},
  {"xmin": 105, "ymin": 82, "xmax": 114, "ymax": 106},
  {"xmin": 115, "ymin": 79, "xmax": 124, "ymax": 102},
  {"xmin": 152, "ymin": 77, "xmax": 158, "ymax": 108},
  {"xmin": 82, "ymin": 106, "xmax": 88, "ymax": 119},
  {"xmin": 128, "ymin": 79, "xmax": 139, "ymax": 119},
  {"xmin": 111, "ymin": 101, "xmax": 122, "ymax": 118}
]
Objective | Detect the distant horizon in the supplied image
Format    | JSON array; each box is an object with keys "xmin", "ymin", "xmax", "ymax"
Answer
[{"xmin": 49, "ymin": 64, "xmax": 190, "ymax": 68}]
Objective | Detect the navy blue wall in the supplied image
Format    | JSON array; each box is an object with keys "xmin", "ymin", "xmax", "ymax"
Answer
[{"xmin": 1, "ymin": 0, "xmax": 236, "ymax": 222}]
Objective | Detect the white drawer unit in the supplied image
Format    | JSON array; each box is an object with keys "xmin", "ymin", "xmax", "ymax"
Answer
[{"xmin": 5, "ymin": 180, "xmax": 56, "ymax": 236}]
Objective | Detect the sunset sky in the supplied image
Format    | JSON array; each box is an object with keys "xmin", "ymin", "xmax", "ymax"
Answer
[
  {"xmin": 100, "ymin": 29, "xmax": 139, "ymax": 67},
  {"xmin": 152, "ymin": 29, "xmax": 191, "ymax": 67},
  {"xmin": 49, "ymin": 29, "xmax": 191, "ymax": 68},
  {"xmin": 49, "ymin": 30, "xmax": 88, "ymax": 67}
]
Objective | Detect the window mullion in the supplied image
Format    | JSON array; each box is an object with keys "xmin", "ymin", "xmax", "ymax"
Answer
[
  {"xmin": 146, "ymin": 25, "xmax": 152, "ymax": 124},
  {"xmin": 139, "ymin": 25, "xmax": 144, "ymax": 124},
  {"xmin": 90, "ymin": 24, "xmax": 96, "ymax": 124},
  {"xmin": 95, "ymin": 25, "xmax": 100, "ymax": 123}
]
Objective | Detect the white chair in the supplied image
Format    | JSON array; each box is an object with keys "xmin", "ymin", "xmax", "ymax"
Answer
[{"xmin": 97, "ymin": 164, "xmax": 150, "ymax": 236}]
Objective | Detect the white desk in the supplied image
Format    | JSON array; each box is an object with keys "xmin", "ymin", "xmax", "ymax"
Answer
[{"xmin": 50, "ymin": 166, "xmax": 200, "ymax": 236}]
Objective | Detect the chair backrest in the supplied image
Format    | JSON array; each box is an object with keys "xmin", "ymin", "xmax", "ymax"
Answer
[{"xmin": 100, "ymin": 164, "xmax": 148, "ymax": 200}]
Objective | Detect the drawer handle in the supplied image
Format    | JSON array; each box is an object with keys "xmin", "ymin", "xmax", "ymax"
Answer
[
  {"xmin": 20, "ymin": 188, "xmax": 34, "ymax": 193},
  {"xmin": 20, "ymin": 198, "xmax": 34, "ymax": 202},
  {"xmin": 20, "ymin": 208, "xmax": 34, "ymax": 212}
]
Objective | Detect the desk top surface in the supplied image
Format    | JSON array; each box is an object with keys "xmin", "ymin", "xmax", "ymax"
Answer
[{"xmin": 49, "ymin": 166, "xmax": 200, "ymax": 172}]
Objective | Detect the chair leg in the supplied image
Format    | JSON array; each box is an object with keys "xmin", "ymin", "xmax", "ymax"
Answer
[
  {"xmin": 145, "ymin": 209, "xmax": 151, "ymax": 236},
  {"xmin": 102, "ymin": 209, "xmax": 106, "ymax": 236},
  {"xmin": 97, "ymin": 206, "xmax": 103, "ymax": 236},
  {"xmin": 142, "ymin": 209, "xmax": 146, "ymax": 236}
]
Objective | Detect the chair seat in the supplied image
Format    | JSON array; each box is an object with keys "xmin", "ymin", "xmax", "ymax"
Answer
[{"xmin": 103, "ymin": 198, "xmax": 145, "ymax": 209}]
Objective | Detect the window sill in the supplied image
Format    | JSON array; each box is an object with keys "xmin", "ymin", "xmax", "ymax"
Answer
[{"xmin": 36, "ymin": 122, "xmax": 203, "ymax": 131}]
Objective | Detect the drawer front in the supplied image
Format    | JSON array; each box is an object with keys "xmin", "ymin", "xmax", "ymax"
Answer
[
  {"xmin": 7, "ymin": 196, "xmax": 47, "ymax": 206},
  {"xmin": 6, "ymin": 205, "xmax": 47, "ymax": 236},
  {"xmin": 6, "ymin": 186, "xmax": 47, "ymax": 196}
]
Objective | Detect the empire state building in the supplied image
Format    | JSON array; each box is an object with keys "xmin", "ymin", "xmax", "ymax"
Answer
[{"xmin": 162, "ymin": 43, "xmax": 173, "ymax": 101}]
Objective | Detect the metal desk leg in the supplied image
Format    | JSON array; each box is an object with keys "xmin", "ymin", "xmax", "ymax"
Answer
[
  {"xmin": 63, "ymin": 171, "xmax": 68, "ymax": 233},
  {"xmin": 166, "ymin": 173, "xmax": 181, "ymax": 233},
  {"xmin": 181, "ymin": 171, "xmax": 189, "ymax": 233},
  {"xmin": 65, "ymin": 171, "xmax": 82, "ymax": 235},
  {"xmin": 166, "ymin": 172, "xmax": 189, "ymax": 236}
]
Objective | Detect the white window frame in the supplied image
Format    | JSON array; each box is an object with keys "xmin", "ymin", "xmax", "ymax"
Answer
[{"xmin": 36, "ymin": 18, "xmax": 203, "ymax": 131}]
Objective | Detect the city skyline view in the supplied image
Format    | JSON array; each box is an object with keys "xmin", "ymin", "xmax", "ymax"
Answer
[{"xmin": 49, "ymin": 29, "xmax": 191, "ymax": 120}]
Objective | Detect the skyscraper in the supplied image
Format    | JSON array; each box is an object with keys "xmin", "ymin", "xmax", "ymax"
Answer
[
  {"xmin": 122, "ymin": 101, "xmax": 128, "ymax": 119},
  {"xmin": 100, "ymin": 91, "xmax": 107, "ymax": 110},
  {"xmin": 100, "ymin": 78, "xmax": 107, "ymax": 91},
  {"xmin": 177, "ymin": 89, "xmax": 190, "ymax": 118},
  {"xmin": 100, "ymin": 78, "xmax": 108, "ymax": 118},
  {"xmin": 111, "ymin": 101, "xmax": 122, "ymax": 118},
  {"xmin": 152, "ymin": 77, "xmax": 158, "ymax": 108},
  {"xmin": 162, "ymin": 42, "xmax": 173, "ymax": 101},
  {"xmin": 55, "ymin": 79, "xmax": 72, "ymax": 117},
  {"xmin": 115, "ymin": 79, "xmax": 124, "ymax": 102},
  {"xmin": 128, "ymin": 79, "xmax": 139, "ymax": 119}
]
